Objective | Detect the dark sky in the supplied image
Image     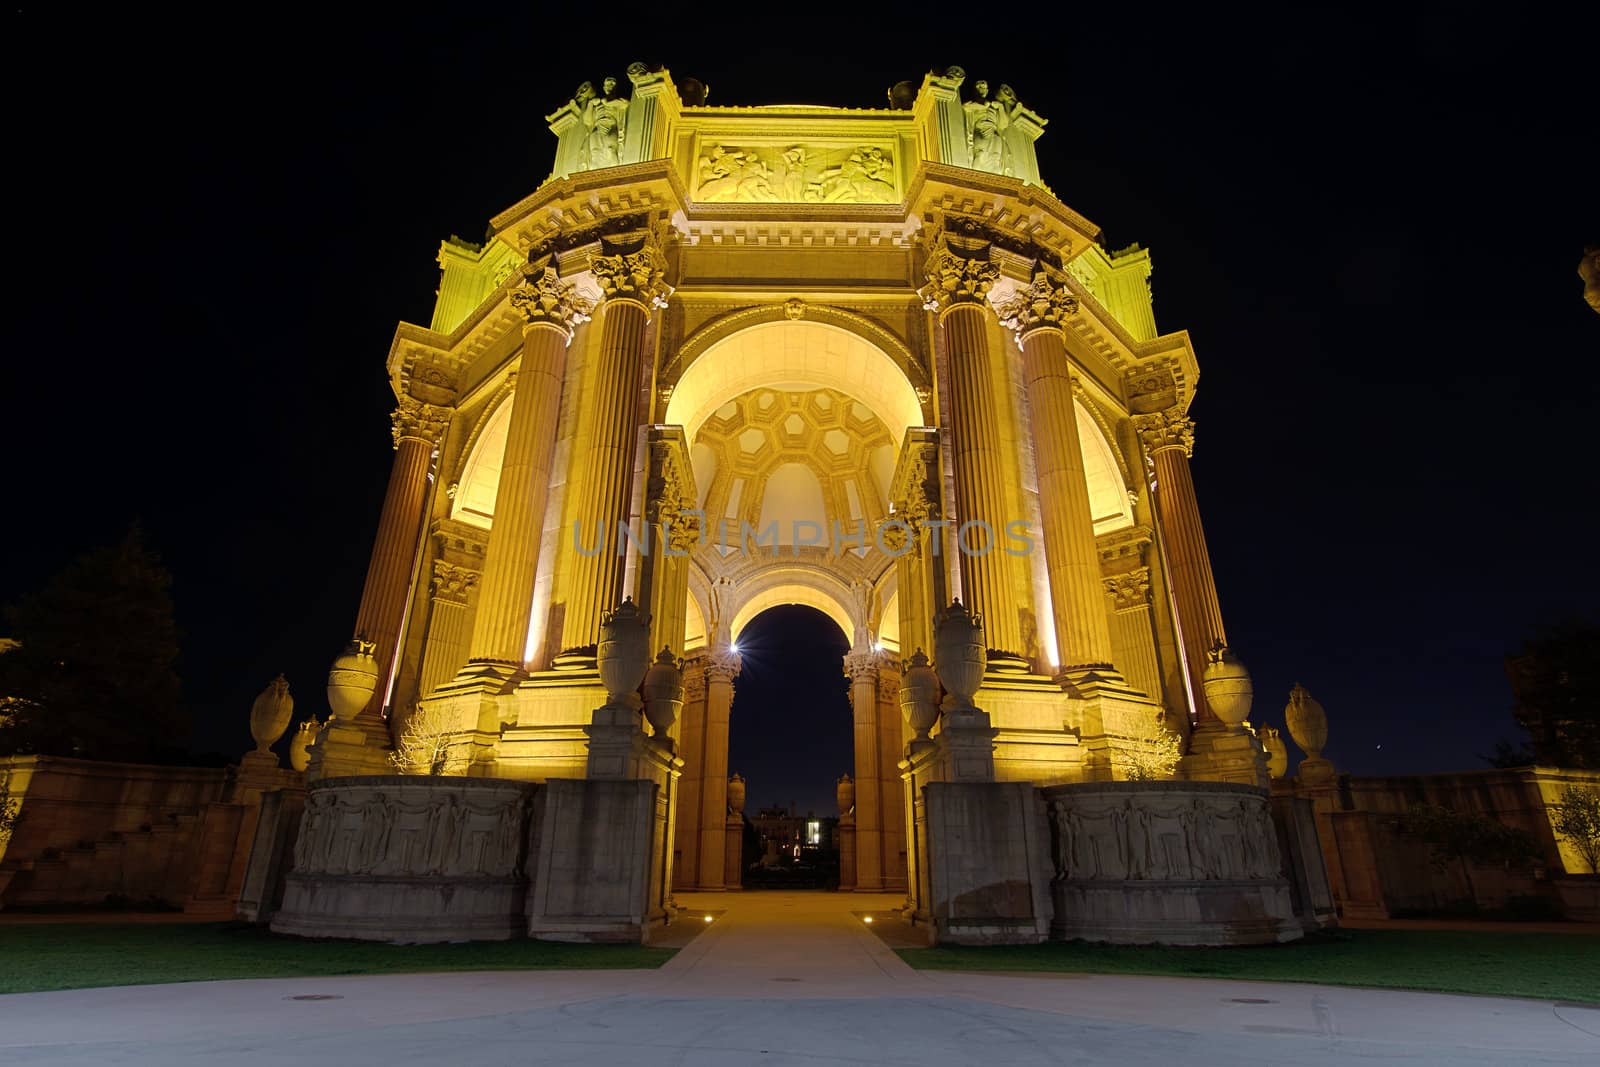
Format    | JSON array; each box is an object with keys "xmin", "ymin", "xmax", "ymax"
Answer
[{"xmin": 6, "ymin": 10, "xmax": 1596, "ymax": 787}]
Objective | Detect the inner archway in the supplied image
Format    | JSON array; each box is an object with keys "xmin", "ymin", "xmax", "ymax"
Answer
[{"xmin": 726, "ymin": 604, "xmax": 851, "ymax": 888}]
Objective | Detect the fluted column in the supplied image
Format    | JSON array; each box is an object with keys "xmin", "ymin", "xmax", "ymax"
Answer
[
  {"xmin": 672, "ymin": 656, "xmax": 707, "ymax": 890},
  {"xmin": 922, "ymin": 243, "xmax": 1025, "ymax": 660},
  {"xmin": 999, "ymin": 273, "xmax": 1121, "ymax": 678},
  {"xmin": 1104, "ymin": 567, "xmax": 1163, "ymax": 700},
  {"xmin": 416, "ymin": 561, "xmax": 479, "ymax": 697},
  {"xmin": 874, "ymin": 654, "xmax": 906, "ymax": 891},
  {"xmin": 462, "ymin": 261, "xmax": 591, "ymax": 673},
  {"xmin": 351, "ymin": 398, "xmax": 448, "ymax": 724},
  {"xmin": 1135, "ymin": 409, "xmax": 1225, "ymax": 723},
  {"xmin": 696, "ymin": 649, "xmax": 740, "ymax": 888},
  {"xmin": 846, "ymin": 652, "xmax": 883, "ymax": 890},
  {"xmin": 561, "ymin": 241, "xmax": 669, "ymax": 652}
]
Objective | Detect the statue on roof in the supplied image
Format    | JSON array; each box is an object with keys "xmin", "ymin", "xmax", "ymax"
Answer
[{"xmin": 574, "ymin": 76, "xmax": 629, "ymax": 171}]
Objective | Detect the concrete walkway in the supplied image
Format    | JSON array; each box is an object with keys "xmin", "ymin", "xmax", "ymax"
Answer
[{"xmin": 1, "ymin": 891, "xmax": 1596, "ymax": 1065}]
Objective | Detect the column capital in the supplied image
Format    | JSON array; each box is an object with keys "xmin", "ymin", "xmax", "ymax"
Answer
[
  {"xmin": 589, "ymin": 240, "xmax": 671, "ymax": 310},
  {"xmin": 1133, "ymin": 408, "xmax": 1196, "ymax": 458},
  {"xmin": 430, "ymin": 559, "xmax": 479, "ymax": 606},
  {"xmin": 994, "ymin": 268, "xmax": 1080, "ymax": 338},
  {"xmin": 1103, "ymin": 566, "xmax": 1151, "ymax": 611},
  {"xmin": 707, "ymin": 649, "xmax": 742, "ymax": 682},
  {"xmin": 509, "ymin": 258, "xmax": 594, "ymax": 335},
  {"xmin": 390, "ymin": 398, "xmax": 450, "ymax": 449},
  {"xmin": 919, "ymin": 243, "xmax": 1000, "ymax": 316},
  {"xmin": 843, "ymin": 651, "xmax": 880, "ymax": 683}
]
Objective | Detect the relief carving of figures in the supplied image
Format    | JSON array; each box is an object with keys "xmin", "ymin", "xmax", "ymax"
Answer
[
  {"xmin": 694, "ymin": 143, "xmax": 897, "ymax": 204},
  {"xmin": 425, "ymin": 794, "xmax": 465, "ymax": 875},
  {"xmin": 574, "ymin": 77, "xmax": 628, "ymax": 171},
  {"xmin": 353, "ymin": 793, "xmax": 393, "ymax": 874},
  {"xmin": 295, "ymin": 792, "xmax": 337, "ymax": 872},
  {"xmin": 1124, "ymin": 800, "xmax": 1154, "ymax": 880}
]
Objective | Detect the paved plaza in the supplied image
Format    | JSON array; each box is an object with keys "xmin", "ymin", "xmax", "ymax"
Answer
[{"xmin": 1, "ymin": 892, "xmax": 1596, "ymax": 1065}]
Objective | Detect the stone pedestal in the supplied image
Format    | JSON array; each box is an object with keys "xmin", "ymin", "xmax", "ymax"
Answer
[
  {"xmin": 526, "ymin": 778, "xmax": 668, "ymax": 942},
  {"xmin": 934, "ymin": 708, "xmax": 998, "ymax": 783},
  {"xmin": 1271, "ymin": 794, "xmax": 1339, "ymax": 932},
  {"xmin": 1182, "ymin": 722, "xmax": 1270, "ymax": 787},
  {"xmin": 923, "ymin": 781, "xmax": 1052, "ymax": 945},
  {"xmin": 304, "ymin": 722, "xmax": 394, "ymax": 782},
  {"xmin": 235, "ymin": 787, "xmax": 306, "ymax": 924}
]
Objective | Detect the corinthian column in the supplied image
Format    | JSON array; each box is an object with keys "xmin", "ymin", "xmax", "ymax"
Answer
[
  {"xmin": 696, "ymin": 649, "xmax": 740, "ymax": 888},
  {"xmin": 1134, "ymin": 409, "xmax": 1224, "ymax": 724},
  {"xmin": 845, "ymin": 651, "xmax": 883, "ymax": 891},
  {"xmin": 997, "ymin": 270, "xmax": 1123, "ymax": 682},
  {"xmin": 922, "ymin": 241, "xmax": 1025, "ymax": 663},
  {"xmin": 464, "ymin": 259, "xmax": 592, "ymax": 674},
  {"xmin": 351, "ymin": 397, "xmax": 448, "ymax": 724},
  {"xmin": 561, "ymin": 238, "xmax": 670, "ymax": 654}
]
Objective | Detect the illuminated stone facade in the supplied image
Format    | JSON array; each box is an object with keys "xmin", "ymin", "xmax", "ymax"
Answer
[{"xmin": 314, "ymin": 64, "xmax": 1270, "ymax": 916}]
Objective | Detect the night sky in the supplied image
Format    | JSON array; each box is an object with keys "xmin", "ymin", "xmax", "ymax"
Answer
[{"xmin": 7, "ymin": 11, "xmax": 1596, "ymax": 805}]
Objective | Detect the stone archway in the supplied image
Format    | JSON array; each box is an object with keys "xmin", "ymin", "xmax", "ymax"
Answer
[{"xmin": 665, "ymin": 317, "xmax": 922, "ymax": 894}]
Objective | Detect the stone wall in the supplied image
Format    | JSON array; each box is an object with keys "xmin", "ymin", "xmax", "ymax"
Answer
[
  {"xmin": 1039, "ymin": 781, "xmax": 1303, "ymax": 945},
  {"xmin": 0, "ymin": 755, "xmax": 231, "ymax": 909},
  {"xmin": 1276, "ymin": 765, "xmax": 1600, "ymax": 918}
]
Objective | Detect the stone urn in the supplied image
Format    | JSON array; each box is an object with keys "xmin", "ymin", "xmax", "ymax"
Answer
[
  {"xmin": 1261, "ymin": 726, "xmax": 1289, "ymax": 779},
  {"xmin": 250, "ymin": 674, "xmax": 294, "ymax": 753},
  {"xmin": 899, "ymin": 649, "xmax": 941, "ymax": 741},
  {"xmin": 836, "ymin": 773, "xmax": 855, "ymax": 816},
  {"xmin": 641, "ymin": 647, "xmax": 684, "ymax": 736},
  {"xmin": 934, "ymin": 600, "xmax": 986, "ymax": 712},
  {"xmin": 1201, "ymin": 643, "xmax": 1253, "ymax": 728},
  {"xmin": 1285, "ymin": 683, "xmax": 1328, "ymax": 759},
  {"xmin": 727, "ymin": 773, "xmax": 746, "ymax": 816},
  {"xmin": 597, "ymin": 598, "xmax": 650, "ymax": 709},
  {"xmin": 326, "ymin": 639, "xmax": 379, "ymax": 724},
  {"xmin": 289, "ymin": 719, "xmax": 320, "ymax": 772}
]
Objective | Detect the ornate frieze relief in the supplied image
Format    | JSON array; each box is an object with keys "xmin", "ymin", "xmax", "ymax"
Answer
[
  {"xmin": 292, "ymin": 781, "xmax": 531, "ymax": 880},
  {"xmin": 1043, "ymin": 786, "xmax": 1282, "ymax": 883},
  {"xmin": 692, "ymin": 143, "xmax": 898, "ymax": 204}
]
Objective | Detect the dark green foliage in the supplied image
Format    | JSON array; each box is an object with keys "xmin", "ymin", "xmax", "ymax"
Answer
[
  {"xmin": 1504, "ymin": 619, "xmax": 1600, "ymax": 769},
  {"xmin": 0, "ymin": 527, "xmax": 184, "ymax": 761}
]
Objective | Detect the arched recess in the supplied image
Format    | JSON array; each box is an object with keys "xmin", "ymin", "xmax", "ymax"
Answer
[
  {"xmin": 450, "ymin": 393, "xmax": 514, "ymax": 529},
  {"xmin": 665, "ymin": 319, "xmax": 924, "ymax": 448},
  {"xmin": 1076, "ymin": 398, "xmax": 1135, "ymax": 533}
]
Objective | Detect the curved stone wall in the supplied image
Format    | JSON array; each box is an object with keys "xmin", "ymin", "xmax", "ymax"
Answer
[
  {"xmin": 1040, "ymin": 781, "xmax": 1301, "ymax": 946},
  {"xmin": 271, "ymin": 775, "xmax": 537, "ymax": 943}
]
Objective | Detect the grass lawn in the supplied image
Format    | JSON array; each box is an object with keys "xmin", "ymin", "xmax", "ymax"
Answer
[
  {"xmin": 0, "ymin": 922, "xmax": 675, "ymax": 995},
  {"xmin": 899, "ymin": 929, "xmax": 1600, "ymax": 1004}
]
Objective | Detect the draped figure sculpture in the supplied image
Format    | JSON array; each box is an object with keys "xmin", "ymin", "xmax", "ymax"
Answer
[{"xmin": 575, "ymin": 77, "xmax": 628, "ymax": 171}]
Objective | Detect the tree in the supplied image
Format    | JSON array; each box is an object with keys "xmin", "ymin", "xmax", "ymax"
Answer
[
  {"xmin": 0, "ymin": 527, "xmax": 185, "ymax": 761},
  {"xmin": 1549, "ymin": 784, "xmax": 1600, "ymax": 875},
  {"xmin": 1124, "ymin": 712, "xmax": 1184, "ymax": 781},
  {"xmin": 1504, "ymin": 619, "xmax": 1600, "ymax": 769},
  {"xmin": 1395, "ymin": 803, "xmax": 1541, "ymax": 905},
  {"xmin": 389, "ymin": 703, "xmax": 454, "ymax": 775}
]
